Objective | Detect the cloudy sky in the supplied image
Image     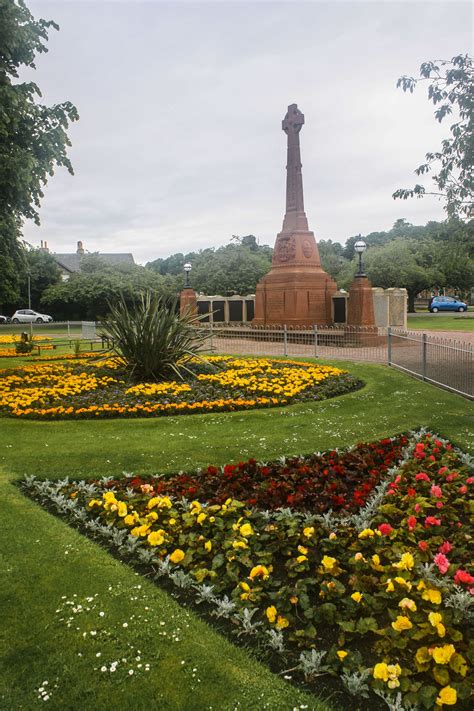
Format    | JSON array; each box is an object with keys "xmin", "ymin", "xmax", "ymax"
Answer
[{"xmin": 23, "ymin": 0, "xmax": 472, "ymax": 264}]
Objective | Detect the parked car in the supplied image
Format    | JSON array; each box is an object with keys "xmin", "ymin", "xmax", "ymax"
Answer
[
  {"xmin": 11, "ymin": 309, "xmax": 53, "ymax": 323},
  {"xmin": 428, "ymin": 296, "xmax": 468, "ymax": 313},
  {"xmin": 0, "ymin": 315, "xmax": 11, "ymax": 324}
]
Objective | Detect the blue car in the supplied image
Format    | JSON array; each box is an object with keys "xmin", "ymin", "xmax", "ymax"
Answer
[{"xmin": 429, "ymin": 296, "xmax": 468, "ymax": 313}]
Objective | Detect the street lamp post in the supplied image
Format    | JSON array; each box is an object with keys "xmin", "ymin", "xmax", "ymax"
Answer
[
  {"xmin": 184, "ymin": 263, "xmax": 192, "ymax": 288},
  {"xmin": 27, "ymin": 271, "xmax": 31, "ymax": 309},
  {"xmin": 354, "ymin": 237, "xmax": 367, "ymax": 277}
]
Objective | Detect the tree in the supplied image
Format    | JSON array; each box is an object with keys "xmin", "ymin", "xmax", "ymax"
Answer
[
  {"xmin": 393, "ymin": 54, "xmax": 473, "ymax": 219},
  {"xmin": 20, "ymin": 247, "xmax": 61, "ymax": 309},
  {"xmin": 364, "ymin": 240, "xmax": 443, "ymax": 312},
  {"xmin": 0, "ymin": 0, "xmax": 78, "ymax": 308}
]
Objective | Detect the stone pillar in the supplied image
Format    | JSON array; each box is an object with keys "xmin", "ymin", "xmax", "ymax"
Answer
[
  {"xmin": 180, "ymin": 288, "xmax": 197, "ymax": 318},
  {"xmin": 372, "ymin": 287, "xmax": 389, "ymax": 327},
  {"xmin": 347, "ymin": 276, "xmax": 375, "ymax": 326},
  {"xmin": 253, "ymin": 104, "xmax": 336, "ymax": 326},
  {"xmin": 387, "ymin": 288, "xmax": 408, "ymax": 328}
]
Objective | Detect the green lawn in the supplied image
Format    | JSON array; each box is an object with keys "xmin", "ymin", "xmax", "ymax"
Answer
[
  {"xmin": 1, "ymin": 359, "xmax": 472, "ymax": 710},
  {"xmin": 407, "ymin": 313, "xmax": 474, "ymax": 332}
]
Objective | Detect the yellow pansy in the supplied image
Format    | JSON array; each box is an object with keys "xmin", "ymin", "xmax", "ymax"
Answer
[
  {"xmin": 321, "ymin": 555, "xmax": 337, "ymax": 571},
  {"xmin": 170, "ymin": 548, "xmax": 185, "ymax": 564},
  {"xmin": 436, "ymin": 686, "xmax": 457, "ymax": 706},
  {"xmin": 392, "ymin": 552, "xmax": 415, "ymax": 571},
  {"xmin": 239, "ymin": 523, "xmax": 253, "ymax": 537},
  {"xmin": 391, "ymin": 616, "xmax": 413, "ymax": 632},
  {"xmin": 431, "ymin": 644, "xmax": 455, "ymax": 665},
  {"xmin": 266, "ymin": 606, "xmax": 277, "ymax": 623}
]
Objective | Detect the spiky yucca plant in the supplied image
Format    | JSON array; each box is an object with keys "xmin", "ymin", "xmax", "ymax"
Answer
[{"xmin": 102, "ymin": 292, "xmax": 209, "ymax": 382}]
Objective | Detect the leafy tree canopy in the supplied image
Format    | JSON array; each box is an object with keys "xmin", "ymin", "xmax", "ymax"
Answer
[
  {"xmin": 19, "ymin": 246, "xmax": 61, "ymax": 309},
  {"xmin": 0, "ymin": 0, "xmax": 78, "ymax": 307},
  {"xmin": 393, "ymin": 54, "xmax": 473, "ymax": 219}
]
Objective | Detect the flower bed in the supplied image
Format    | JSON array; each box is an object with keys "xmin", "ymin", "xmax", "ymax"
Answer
[
  {"xmin": 0, "ymin": 356, "xmax": 361, "ymax": 419},
  {"xmin": 22, "ymin": 432, "xmax": 473, "ymax": 708}
]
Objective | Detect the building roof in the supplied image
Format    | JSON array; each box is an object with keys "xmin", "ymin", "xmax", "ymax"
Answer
[{"xmin": 54, "ymin": 253, "xmax": 135, "ymax": 273}]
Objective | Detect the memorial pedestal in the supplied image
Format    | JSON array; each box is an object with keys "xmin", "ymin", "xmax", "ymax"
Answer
[{"xmin": 179, "ymin": 288, "xmax": 197, "ymax": 318}]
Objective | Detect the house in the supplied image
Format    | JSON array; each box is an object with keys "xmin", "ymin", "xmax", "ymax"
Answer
[{"xmin": 39, "ymin": 241, "xmax": 135, "ymax": 280}]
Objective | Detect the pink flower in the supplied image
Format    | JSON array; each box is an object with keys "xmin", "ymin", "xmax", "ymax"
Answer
[
  {"xmin": 466, "ymin": 477, "xmax": 474, "ymax": 484},
  {"xmin": 428, "ymin": 455, "xmax": 436, "ymax": 462},
  {"xmin": 454, "ymin": 569, "xmax": 474, "ymax": 585},
  {"xmin": 425, "ymin": 516, "xmax": 441, "ymax": 527},
  {"xmin": 416, "ymin": 472, "xmax": 430, "ymax": 482},
  {"xmin": 439, "ymin": 541, "xmax": 452, "ymax": 554},
  {"xmin": 446, "ymin": 473, "xmax": 457, "ymax": 482},
  {"xmin": 414, "ymin": 503, "xmax": 421, "ymax": 512},
  {"xmin": 407, "ymin": 515, "xmax": 417, "ymax": 531},
  {"xmin": 378, "ymin": 523, "xmax": 393, "ymax": 536},
  {"xmin": 436, "ymin": 502, "xmax": 444, "ymax": 509},
  {"xmin": 418, "ymin": 541, "xmax": 429, "ymax": 552},
  {"xmin": 459, "ymin": 485, "xmax": 467, "ymax": 494},
  {"xmin": 435, "ymin": 440, "xmax": 443, "ymax": 448},
  {"xmin": 434, "ymin": 553, "xmax": 450, "ymax": 574},
  {"xmin": 430, "ymin": 485, "xmax": 442, "ymax": 498},
  {"xmin": 438, "ymin": 466, "xmax": 448, "ymax": 475}
]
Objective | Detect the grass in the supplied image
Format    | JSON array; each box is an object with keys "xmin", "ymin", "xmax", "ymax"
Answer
[
  {"xmin": 1, "ymin": 358, "xmax": 472, "ymax": 710},
  {"xmin": 407, "ymin": 313, "xmax": 474, "ymax": 332}
]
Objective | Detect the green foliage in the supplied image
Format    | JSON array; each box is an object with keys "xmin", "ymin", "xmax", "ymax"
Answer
[
  {"xmin": 103, "ymin": 292, "xmax": 209, "ymax": 382},
  {"xmin": 41, "ymin": 264, "xmax": 175, "ymax": 320},
  {"xmin": 0, "ymin": 0, "xmax": 78, "ymax": 306},
  {"xmin": 393, "ymin": 54, "xmax": 473, "ymax": 219},
  {"xmin": 20, "ymin": 247, "xmax": 61, "ymax": 308}
]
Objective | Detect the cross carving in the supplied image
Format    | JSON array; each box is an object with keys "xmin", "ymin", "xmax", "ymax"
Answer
[{"xmin": 282, "ymin": 104, "xmax": 304, "ymax": 134}]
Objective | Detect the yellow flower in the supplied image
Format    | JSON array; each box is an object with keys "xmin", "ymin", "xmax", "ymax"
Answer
[
  {"xmin": 239, "ymin": 523, "xmax": 254, "ymax": 537},
  {"xmin": 297, "ymin": 545, "xmax": 308, "ymax": 555},
  {"xmin": 124, "ymin": 512, "xmax": 138, "ymax": 526},
  {"xmin": 249, "ymin": 565, "xmax": 270, "ymax": 580},
  {"xmin": 266, "ymin": 606, "xmax": 277, "ymax": 623},
  {"xmin": 373, "ymin": 662, "xmax": 389, "ymax": 681},
  {"xmin": 276, "ymin": 615, "xmax": 289, "ymax": 630},
  {"xmin": 398, "ymin": 598, "xmax": 417, "ymax": 612},
  {"xmin": 392, "ymin": 616, "xmax": 413, "ymax": 632},
  {"xmin": 392, "ymin": 552, "xmax": 415, "ymax": 571},
  {"xmin": 321, "ymin": 555, "xmax": 337, "ymax": 571},
  {"xmin": 422, "ymin": 588, "xmax": 442, "ymax": 604},
  {"xmin": 415, "ymin": 647, "xmax": 430, "ymax": 665},
  {"xmin": 328, "ymin": 532, "xmax": 337, "ymax": 540},
  {"xmin": 190, "ymin": 500, "xmax": 201, "ymax": 512},
  {"xmin": 170, "ymin": 548, "xmax": 185, "ymax": 564},
  {"xmin": 296, "ymin": 555, "xmax": 308, "ymax": 564},
  {"xmin": 354, "ymin": 552, "xmax": 365, "ymax": 562},
  {"xmin": 351, "ymin": 592, "xmax": 363, "ymax": 603},
  {"xmin": 431, "ymin": 644, "xmax": 455, "ymax": 665},
  {"xmin": 204, "ymin": 540, "xmax": 212, "ymax": 552},
  {"xmin": 147, "ymin": 530, "xmax": 165, "ymax": 546},
  {"xmin": 358, "ymin": 528, "xmax": 375, "ymax": 539},
  {"xmin": 436, "ymin": 686, "xmax": 457, "ymax": 706},
  {"xmin": 373, "ymin": 662, "xmax": 401, "ymax": 687},
  {"xmin": 88, "ymin": 499, "xmax": 102, "ymax": 508},
  {"xmin": 337, "ymin": 650, "xmax": 348, "ymax": 661},
  {"xmin": 197, "ymin": 512, "xmax": 207, "ymax": 525},
  {"xmin": 427, "ymin": 612, "xmax": 446, "ymax": 637},
  {"xmin": 233, "ymin": 540, "xmax": 248, "ymax": 550},
  {"xmin": 303, "ymin": 526, "xmax": 314, "ymax": 538}
]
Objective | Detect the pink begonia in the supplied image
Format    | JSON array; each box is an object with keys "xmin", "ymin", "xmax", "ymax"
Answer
[
  {"xmin": 430, "ymin": 484, "xmax": 442, "ymax": 498},
  {"xmin": 446, "ymin": 473, "xmax": 457, "ymax": 482},
  {"xmin": 458, "ymin": 485, "xmax": 467, "ymax": 494},
  {"xmin": 436, "ymin": 502, "xmax": 444, "ymax": 509},
  {"xmin": 438, "ymin": 466, "xmax": 448, "ymax": 475},
  {"xmin": 407, "ymin": 515, "xmax": 417, "ymax": 531},
  {"xmin": 433, "ymin": 553, "xmax": 450, "ymax": 574},
  {"xmin": 454, "ymin": 569, "xmax": 474, "ymax": 585},
  {"xmin": 428, "ymin": 455, "xmax": 436, "ymax": 461},
  {"xmin": 416, "ymin": 472, "xmax": 430, "ymax": 482},
  {"xmin": 466, "ymin": 477, "xmax": 474, "ymax": 484},
  {"xmin": 438, "ymin": 541, "xmax": 452, "ymax": 554},
  {"xmin": 414, "ymin": 503, "xmax": 421, "ymax": 512},
  {"xmin": 425, "ymin": 516, "xmax": 441, "ymax": 527}
]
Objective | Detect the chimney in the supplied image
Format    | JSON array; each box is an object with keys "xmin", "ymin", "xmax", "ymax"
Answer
[
  {"xmin": 77, "ymin": 241, "xmax": 84, "ymax": 255},
  {"xmin": 39, "ymin": 240, "xmax": 49, "ymax": 252}
]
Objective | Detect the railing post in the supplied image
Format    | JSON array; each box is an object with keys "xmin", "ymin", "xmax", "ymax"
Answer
[
  {"xmin": 422, "ymin": 332, "xmax": 427, "ymax": 380},
  {"xmin": 387, "ymin": 326, "xmax": 392, "ymax": 365},
  {"xmin": 283, "ymin": 325, "xmax": 288, "ymax": 356},
  {"xmin": 67, "ymin": 321, "xmax": 71, "ymax": 338},
  {"xmin": 313, "ymin": 324, "xmax": 318, "ymax": 358},
  {"xmin": 209, "ymin": 322, "xmax": 214, "ymax": 352}
]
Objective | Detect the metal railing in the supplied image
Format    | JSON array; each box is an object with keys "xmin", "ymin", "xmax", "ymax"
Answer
[
  {"xmin": 388, "ymin": 328, "xmax": 473, "ymax": 399},
  {"xmin": 200, "ymin": 324, "xmax": 473, "ymax": 399}
]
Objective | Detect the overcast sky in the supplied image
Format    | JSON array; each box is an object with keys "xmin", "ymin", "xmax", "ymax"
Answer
[{"xmin": 23, "ymin": 0, "xmax": 472, "ymax": 265}]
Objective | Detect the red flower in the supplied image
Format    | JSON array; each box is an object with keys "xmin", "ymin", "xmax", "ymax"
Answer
[
  {"xmin": 407, "ymin": 487, "xmax": 416, "ymax": 497},
  {"xmin": 466, "ymin": 477, "xmax": 474, "ymax": 484},
  {"xmin": 438, "ymin": 466, "xmax": 448, "ymax": 475},
  {"xmin": 418, "ymin": 541, "xmax": 429, "ymax": 552},
  {"xmin": 378, "ymin": 523, "xmax": 393, "ymax": 536},
  {"xmin": 454, "ymin": 569, "xmax": 474, "ymax": 585},
  {"xmin": 416, "ymin": 472, "xmax": 430, "ymax": 482},
  {"xmin": 434, "ymin": 553, "xmax": 450, "ymax": 574},
  {"xmin": 459, "ymin": 485, "xmax": 467, "ymax": 494},
  {"xmin": 407, "ymin": 515, "xmax": 417, "ymax": 531},
  {"xmin": 438, "ymin": 541, "xmax": 452, "ymax": 554},
  {"xmin": 430, "ymin": 484, "xmax": 442, "ymax": 498},
  {"xmin": 446, "ymin": 473, "xmax": 458, "ymax": 482},
  {"xmin": 425, "ymin": 516, "xmax": 441, "ymax": 527}
]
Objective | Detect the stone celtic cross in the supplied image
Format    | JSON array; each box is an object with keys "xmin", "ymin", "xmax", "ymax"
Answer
[{"xmin": 282, "ymin": 104, "xmax": 308, "ymax": 232}]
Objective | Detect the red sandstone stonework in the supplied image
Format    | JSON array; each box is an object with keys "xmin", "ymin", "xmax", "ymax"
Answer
[
  {"xmin": 179, "ymin": 288, "xmax": 197, "ymax": 317},
  {"xmin": 347, "ymin": 276, "xmax": 376, "ymax": 327},
  {"xmin": 253, "ymin": 104, "xmax": 336, "ymax": 326}
]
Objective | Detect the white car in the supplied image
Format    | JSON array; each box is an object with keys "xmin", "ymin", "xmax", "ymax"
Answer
[{"xmin": 12, "ymin": 309, "xmax": 53, "ymax": 324}]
